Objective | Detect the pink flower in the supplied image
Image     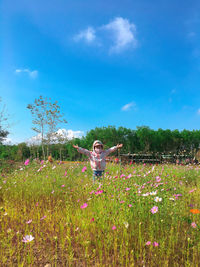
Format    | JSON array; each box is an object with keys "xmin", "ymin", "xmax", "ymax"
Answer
[
  {"xmin": 120, "ymin": 174, "xmax": 125, "ymax": 178},
  {"xmin": 51, "ymin": 190, "xmax": 54, "ymax": 194},
  {"xmin": 95, "ymin": 190, "xmax": 103, "ymax": 195},
  {"xmin": 128, "ymin": 204, "xmax": 132, "ymax": 207},
  {"xmin": 89, "ymin": 191, "xmax": 94, "ymax": 194},
  {"xmin": 40, "ymin": 215, "xmax": 46, "ymax": 220},
  {"xmin": 90, "ymin": 218, "xmax": 94, "ymax": 222},
  {"xmin": 64, "ymin": 171, "xmax": 67, "ymax": 176},
  {"xmin": 126, "ymin": 188, "xmax": 131, "ymax": 191},
  {"xmin": 26, "ymin": 219, "xmax": 32, "ymax": 224},
  {"xmin": 126, "ymin": 174, "xmax": 132, "ymax": 179},
  {"xmin": 24, "ymin": 159, "xmax": 30, "ymax": 166},
  {"xmin": 112, "ymin": 225, "xmax": 116, "ymax": 230},
  {"xmin": 153, "ymin": 242, "xmax": 159, "ymax": 247},
  {"xmin": 189, "ymin": 189, "xmax": 196, "ymax": 193},
  {"xmin": 191, "ymin": 222, "xmax": 197, "ymax": 228},
  {"xmin": 22, "ymin": 235, "xmax": 34, "ymax": 243},
  {"xmin": 151, "ymin": 206, "xmax": 158, "ymax": 214},
  {"xmin": 120, "ymin": 201, "xmax": 125, "ymax": 204},
  {"xmin": 36, "ymin": 202, "xmax": 39, "ymax": 207},
  {"xmin": 81, "ymin": 203, "xmax": 88, "ymax": 209},
  {"xmin": 82, "ymin": 166, "xmax": 87, "ymax": 172},
  {"xmin": 41, "ymin": 160, "xmax": 44, "ymax": 165},
  {"xmin": 146, "ymin": 241, "xmax": 151, "ymax": 246},
  {"xmin": 61, "ymin": 184, "xmax": 65, "ymax": 187},
  {"xmin": 156, "ymin": 176, "xmax": 161, "ymax": 182}
]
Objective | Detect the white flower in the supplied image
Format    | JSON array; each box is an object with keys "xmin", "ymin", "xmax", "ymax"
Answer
[
  {"xmin": 169, "ymin": 197, "xmax": 175, "ymax": 201},
  {"xmin": 142, "ymin": 193, "xmax": 149, "ymax": 197},
  {"xmin": 123, "ymin": 221, "xmax": 129, "ymax": 229},
  {"xmin": 154, "ymin": 197, "xmax": 162, "ymax": 202},
  {"xmin": 150, "ymin": 191, "xmax": 157, "ymax": 196},
  {"xmin": 52, "ymin": 166, "xmax": 56, "ymax": 170},
  {"xmin": 22, "ymin": 235, "xmax": 34, "ymax": 243}
]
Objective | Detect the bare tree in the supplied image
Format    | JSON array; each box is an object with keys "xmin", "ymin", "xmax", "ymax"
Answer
[
  {"xmin": 0, "ymin": 98, "xmax": 9, "ymax": 144},
  {"xmin": 46, "ymin": 100, "xmax": 67, "ymax": 156},
  {"xmin": 27, "ymin": 96, "xmax": 67, "ymax": 159}
]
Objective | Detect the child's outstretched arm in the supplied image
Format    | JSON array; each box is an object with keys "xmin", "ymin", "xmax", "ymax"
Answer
[
  {"xmin": 104, "ymin": 144, "xmax": 123, "ymax": 156},
  {"xmin": 72, "ymin": 144, "xmax": 91, "ymax": 157}
]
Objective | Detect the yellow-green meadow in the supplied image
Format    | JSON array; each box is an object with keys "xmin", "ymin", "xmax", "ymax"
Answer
[{"xmin": 0, "ymin": 161, "xmax": 200, "ymax": 266}]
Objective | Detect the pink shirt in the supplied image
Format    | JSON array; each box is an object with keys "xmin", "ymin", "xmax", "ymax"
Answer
[{"xmin": 78, "ymin": 146, "xmax": 118, "ymax": 171}]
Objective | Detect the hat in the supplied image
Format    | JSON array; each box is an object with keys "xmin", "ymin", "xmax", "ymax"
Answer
[{"xmin": 93, "ymin": 140, "xmax": 103, "ymax": 150}]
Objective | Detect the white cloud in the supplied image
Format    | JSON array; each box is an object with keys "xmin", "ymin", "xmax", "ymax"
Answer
[
  {"xmin": 26, "ymin": 129, "xmax": 84, "ymax": 145},
  {"xmin": 15, "ymin": 69, "xmax": 38, "ymax": 79},
  {"xmin": 2, "ymin": 137, "xmax": 13, "ymax": 145},
  {"xmin": 102, "ymin": 17, "xmax": 138, "ymax": 53},
  {"xmin": 74, "ymin": 27, "xmax": 96, "ymax": 43},
  {"xmin": 73, "ymin": 17, "xmax": 138, "ymax": 53},
  {"xmin": 197, "ymin": 109, "xmax": 200, "ymax": 115},
  {"xmin": 121, "ymin": 102, "xmax": 136, "ymax": 111}
]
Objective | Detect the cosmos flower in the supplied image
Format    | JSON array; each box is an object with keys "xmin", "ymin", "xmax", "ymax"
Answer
[
  {"xmin": 150, "ymin": 191, "xmax": 157, "ymax": 196},
  {"xmin": 82, "ymin": 166, "xmax": 87, "ymax": 172},
  {"xmin": 153, "ymin": 242, "xmax": 159, "ymax": 247},
  {"xmin": 22, "ymin": 235, "xmax": 34, "ymax": 243},
  {"xmin": 112, "ymin": 225, "xmax": 116, "ymax": 230},
  {"xmin": 26, "ymin": 219, "xmax": 32, "ymax": 224},
  {"xmin": 81, "ymin": 203, "xmax": 88, "ymax": 209},
  {"xmin": 123, "ymin": 222, "xmax": 129, "ymax": 229},
  {"xmin": 151, "ymin": 206, "xmax": 158, "ymax": 214},
  {"xmin": 156, "ymin": 176, "xmax": 161, "ymax": 182},
  {"xmin": 95, "ymin": 190, "xmax": 103, "ymax": 195},
  {"xmin": 189, "ymin": 189, "xmax": 196, "ymax": 193},
  {"xmin": 24, "ymin": 159, "xmax": 30, "ymax": 166},
  {"xmin": 154, "ymin": 197, "xmax": 162, "ymax": 202},
  {"xmin": 142, "ymin": 193, "xmax": 149, "ymax": 197},
  {"xmin": 191, "ymin": 222, "xmax": 197, "ymax": 228},
  {"xmin": 190, "ymin": 209, "xmax": 200, "ymax": 214},
  {"xmin": 146, "ymin": 241, "xmax": 151, "ymax": 246}
]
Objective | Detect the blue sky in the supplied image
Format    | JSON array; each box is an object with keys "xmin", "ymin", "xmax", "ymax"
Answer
[{"xmin": 1, "ymin": 0, "xmax": 200, "ymax": 144}]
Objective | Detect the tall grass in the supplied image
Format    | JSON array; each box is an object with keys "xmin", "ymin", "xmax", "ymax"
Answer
[{"xmin": 0, "ymin": 161, "xmax": 200, "ymax": 266}]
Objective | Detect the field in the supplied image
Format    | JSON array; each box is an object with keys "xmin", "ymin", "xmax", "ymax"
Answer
[{"xmin": 0, "ymin": 160, "xmax": 200, "ymax": 266}]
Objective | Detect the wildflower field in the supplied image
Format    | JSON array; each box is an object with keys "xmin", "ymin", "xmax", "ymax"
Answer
[{"xmin": 0, "ymin": 161, "xmax": 200, "ymax": 266}]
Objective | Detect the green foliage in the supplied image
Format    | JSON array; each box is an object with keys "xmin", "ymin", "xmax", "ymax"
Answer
[{"xmin": 0, "ymin": 126, "xmax": 200, "ymax": 161}]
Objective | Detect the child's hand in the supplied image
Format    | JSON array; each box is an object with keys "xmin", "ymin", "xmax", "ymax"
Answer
[
  {"xmin": 73, "ymin": 144, "xmax": 79, "ymax": 149},
  {"xmin": 117, "ymin": 144, "xmax": 123, "ymax": 149}
]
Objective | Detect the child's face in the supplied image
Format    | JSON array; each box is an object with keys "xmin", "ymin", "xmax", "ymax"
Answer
[{"xmin": 94, "ymin": 145, "xmax": 103, "ymax": 153}]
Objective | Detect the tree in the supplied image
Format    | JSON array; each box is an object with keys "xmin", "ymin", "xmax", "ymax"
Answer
[
  {"xmin": 27, "ymin": 96, "xmax": 67, "ymax": 160},
  {"xmin": 0, "ymin": 98, "xmax": 9, "ymax": 144},
  {"xmin": 46, "ymin": 101, "xmax": 67, "ymax": 155}
]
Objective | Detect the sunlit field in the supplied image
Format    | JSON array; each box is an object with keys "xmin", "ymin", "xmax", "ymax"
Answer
[{"xmin": 1, "ymin": 160, "xmax": 200, "ymax": 266}]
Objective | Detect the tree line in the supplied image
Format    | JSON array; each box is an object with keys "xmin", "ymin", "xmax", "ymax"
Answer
[
  {"xmin": 0, "ymin": 96, "xmax": 200, "ymax": 162},
  {"xmin": 0, "ymin": 125, "xmax": 200, "ymax": 162}
]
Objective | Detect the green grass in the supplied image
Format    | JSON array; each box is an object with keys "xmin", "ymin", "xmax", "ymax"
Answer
[{"xmin": 1, "ymin": 161, "xmax": 200, "ymax": 266}]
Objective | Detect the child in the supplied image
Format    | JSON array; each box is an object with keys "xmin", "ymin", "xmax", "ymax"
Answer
[{"xmin": 73, "ymin": 140, "xmax": 123, "ymax": 182}]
